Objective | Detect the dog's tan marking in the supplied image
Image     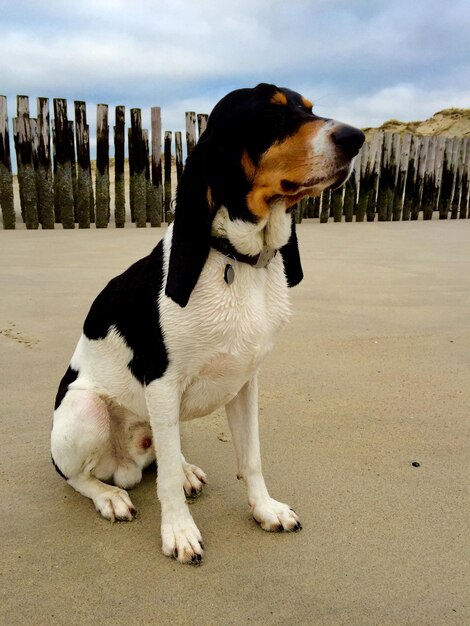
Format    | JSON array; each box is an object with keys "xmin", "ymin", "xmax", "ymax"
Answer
[
  {"xmin": 241, "ymin": 150, "xmax": 256, "ymax": 182},
  {"xmin": 301, "ymin": 96, "xmax": 313, "ymax": 110},
  {"xmin": 271, "ymin": 91, "xmax": 288, "ymax": 106},
  {"xmin": 246, "ymin": 120, "xmax": 325, "ymax": 217}
]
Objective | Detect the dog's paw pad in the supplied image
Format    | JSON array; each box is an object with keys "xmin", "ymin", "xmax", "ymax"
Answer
[
  {"xmin": 94, "ymin": 487, "xmax": 136, "ymax": 522},
  {"xmin": 250, "ymin": 498, "xmax": 301, "ymax": 532},
  {"xmin": 161, "ymin": 512, "xmax": 204, "ymax": 564},
  {"xmin": 183, "ymin": 461, "xmax": 207, "ymax": 498}
]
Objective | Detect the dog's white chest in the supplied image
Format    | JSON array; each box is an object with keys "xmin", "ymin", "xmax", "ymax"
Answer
[{"xmin": 160, "ymin": 249, "xmax": 291, "ymax": 419}]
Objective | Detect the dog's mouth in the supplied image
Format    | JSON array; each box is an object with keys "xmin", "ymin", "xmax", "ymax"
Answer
[{"xmin": 279, "ymin": 161, "xmax": 354, "ymax": 204}]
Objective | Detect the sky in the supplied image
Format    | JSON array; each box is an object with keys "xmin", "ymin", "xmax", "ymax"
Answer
[{"xmin": 1, "ymin": 0, "xmax": 469, "ymax": 152}]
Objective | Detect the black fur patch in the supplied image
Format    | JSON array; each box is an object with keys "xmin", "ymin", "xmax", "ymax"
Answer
[
  {"xmin": 51, "ymin": 455, "xmax": 68, "ymax": 480},
  {"xmin": 54, "ymin": 365, "xmax": 79, "ymax": 410},
  {"xmin": 83, "ymin": 240, "xmax": 169, "ymax": 385},
  {"xmin": 280, "ymin": 215, "xmax": 304, "ymax": 288}
]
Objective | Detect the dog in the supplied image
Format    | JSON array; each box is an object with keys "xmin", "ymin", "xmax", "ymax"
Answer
[{"xmin": 51, "ymin": 83, "xmax": 364, "ymax": 564}]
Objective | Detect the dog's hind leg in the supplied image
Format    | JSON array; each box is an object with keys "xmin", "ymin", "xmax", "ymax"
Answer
[{"xmin": 51, "ymin": 389, "xmax": 137, "ymax": 521}]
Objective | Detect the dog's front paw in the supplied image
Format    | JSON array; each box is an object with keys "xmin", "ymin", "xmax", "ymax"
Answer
[
  {"xmin": 161, "ymin": 510, "xmax": 204, "ymax": 565},
  {"xmin": 250, "ymin": 498, "xmax": 302, "ymax": 532},
  {"xmin": 93, "ymin": 486, "xmax": 137, "ymax": 522}
]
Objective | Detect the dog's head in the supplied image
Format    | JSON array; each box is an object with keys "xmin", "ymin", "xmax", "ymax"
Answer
[{"xmin": 166, "ymin": 83, "xmax": 365, "ymax": 307}]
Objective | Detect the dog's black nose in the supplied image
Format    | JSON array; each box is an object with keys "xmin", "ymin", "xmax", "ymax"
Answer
[{"xmin": 331, "ymin": 125, "xmax": 365, "ymax": 159}]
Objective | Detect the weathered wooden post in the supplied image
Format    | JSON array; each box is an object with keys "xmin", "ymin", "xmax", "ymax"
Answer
[
  {"xmin": 68, "ymin": 121, "xmax": 78, "ymax": 220},
  {"xmin": 432, "ymin": 136, "xmax": 446, "ymax": 218},
  {"xmin": 306, "ymin": 196, "xmax": 317, "ymax": 218},
  {"xmin": 356, "ymin": 132, "xmax": 382, "ymax": 222},
  {"xmin": 0, "ymin": 96, "xmax": 15, "ymax": 229},
  {"xmin": 13, "ymin": 96, "xmax": 39, "ymax": 228},
  {"xmin": 420, "ymin": 137, "xmax": 437, "ymax": 220},
  {"xmin": 343, "ymin": 163, "xmax": 358, "ymax": 223},
  {"xmin": 367, "ymin": 132, "xmax": 383, "ymax": 221},
  {"xmin": 96, "ymin": 104, "xmax": 110, "ymax": 227},
  {"xmin": 403, "ymin": 136, "xmax": 422, "ymax": 220},
  {"xmin": 164, "ymin": 131, "xmax": 173, "ymax": 223},
  {"xmin": 36, "ymin": 98, "xmax": 55, "ymax": 228},
  {"xmin": 175, "ymin": 131, "xmax": 183, "ymax": 182},
  {"xmin": 74, "ymin": 101, "xmax": 92, "ymax": 228},
  {"xmin": 197, "ymin": 113, "xmax": 208, "ymax": 138},
  {"xmin": 439, "ymin": 138, "xmax": 457, "ymax": 219},
  {"xmin": 128, "ymin": 127, "xmax": 135, "ymax": 222},
  {"xmin": 130, "ymin": 108, "xmax": 146, "ymax": 227},
  {"xmin": 114, "ymin": 105, "xmax": 126, "ymax": 227},
  {"xmin": 143, "ymin": 129, "xmax": 154, "ymax": 224},
  {"xmin": 330, "ymin": 188, "xmax": 343, "ymax": 222},
  {"xmin": 458, "ymin": 139, "xmax": 469, "ymax": 219},
  {"xmin": 392, "ymin": 134, "xmax": 411, "ymax": 221},
  {"xmin": 355, "ymin": 141, "xmax": 369, "ymax": 222},
  {"xmin": 53, "ymin": 98, "xmax": 75, "ymax": 228},
  {"xmin": 150, "ymin": 106, "xmax": 163, "ymax": 227},
  {"xmin": 376, "ymin": 132, "xmax": 395, "ymax": 221},
  {"xmin": 185, "ymin": 112, "xmax": 197, "ymax": 157},
  {"xmin": 320, "ymin": 190, "xmax": 331, "ymax": 223}
]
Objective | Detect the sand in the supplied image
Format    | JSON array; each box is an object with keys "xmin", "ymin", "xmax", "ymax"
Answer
[{"xmin": 0, "ymin": 220, "xmax": 469, "ymax": 625}]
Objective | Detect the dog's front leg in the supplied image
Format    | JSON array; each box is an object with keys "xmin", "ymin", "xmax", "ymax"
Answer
[
  {"xmin": 226, "ymin": 374, "xmax": 302, "ymax": 532},
  {"xmin": 145, "ymin": 379, "xmax": 204, "ymax": 564}
]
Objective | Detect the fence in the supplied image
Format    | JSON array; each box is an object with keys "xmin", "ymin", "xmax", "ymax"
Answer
[
  {"xmin": 0, "ymin": 94, "xmax": 469, "ymax": 229},
  {"xmin": 301, "ymin": 130, "xmax": 470, "ymax": 224}
]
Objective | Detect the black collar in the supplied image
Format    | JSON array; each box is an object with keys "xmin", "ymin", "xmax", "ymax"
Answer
[{"xmin": 210, "ymin": 236, "xmax": 277, "ymax": 268}]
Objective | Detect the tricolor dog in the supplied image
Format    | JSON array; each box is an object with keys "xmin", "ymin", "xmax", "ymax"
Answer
[{"xmin": 51, "ymin": 83, "xmax": 364, "ymax": 564}]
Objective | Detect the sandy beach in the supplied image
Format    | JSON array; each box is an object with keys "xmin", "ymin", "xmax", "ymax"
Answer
[{"xmin": 0, "ymin": 220, "xmax": 469, "ymax": 625}]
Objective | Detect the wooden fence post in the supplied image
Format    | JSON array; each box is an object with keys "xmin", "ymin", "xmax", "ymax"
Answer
[
  {"xmin": 164, "ymin": 131, "xmax": 173, "ymax": 223},
  {"xmin": 52, "ymin": 98, "xmax": 75, "ymax": 228},
  {"xmin": 185, "ymin": 112, "xmax": 197, "ymax": 157},
  {"xmin": 392, "ymin": 134, "xmax": 411, "ymax": 221},
  {"xmin": 459, "ymin": 139, "xmax": 469, "ymax": 219},
  {"xmin": 114, "ymin": 105, "xmax": 126, "ymax": 227},
  {"xmin": 143, "ymin": 129, "xmax": 154, "ymax": 224},
  {"xmin": 74, "ymin": 101, "xmax": 92, "ymax": 228},
  {"xmin": 402, "ymin": 136, "xmax": 421, "ymax": 220},
  {"xmin": 421, "ymin": 137, "xmax": 437, "ymax": 220},
  {"xmin": 69, "ymin": 120, "xmax": 78, "ymax": 220},
  {"xmin": 439, "ymin": 138, "xmax": 456, "ymax": 219},
  {"xmin": 0, "ymin": 96, "xmax": 15, "ymax": 229},
  {"xmin": 130, "ymin": 108, "xmax": 146, "ymax": 227},
  {"xmin": 356, "ymin": 132, "xmax": 382, "ymax": 222},
  {"xmin": 14, "ymin": 96, "xmax": 39, "ymax": 229},
  {"xmin": 330, "ymin": 188, "xmax": 343, "ymax": 222},
  {"xmin": 150, "ymin": 106, "xmax": 163, "ymax": 227},
  {"xmin": 175, "ymin": 131, "xmax": 183, "ymax": 182},
  {"xmin": 197, "ymin": 113, "xmax": 208, "ymax": 138},
  {"xmin": 376, "ymin": 132, "xmax": 395, "ymax": 221},
  {"xmin": 343, "ymin": 167, "xmax": 358, "ymax": 222},
  {"xmin": 128, "ymin": 127, "xmax": 135, "ymax": 222},
  {"xmin": 36, "ymin": 98, "xmax": 55, "ymax": 228},
  {"xmin": 96, "ymin": 104, "xmax": 110, "ymax": 227},
  {"xmin": 320, "ymin": 190, "xmax": 330, "ymax": 223}
]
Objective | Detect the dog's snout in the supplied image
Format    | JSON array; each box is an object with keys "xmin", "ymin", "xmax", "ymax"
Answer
[{"xmin": 331, "ymin": 125, "xmax": 365, "ymax": 159}]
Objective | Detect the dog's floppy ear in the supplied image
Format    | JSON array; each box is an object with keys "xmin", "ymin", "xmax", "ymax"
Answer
[
  {"xmin": 280, "ymin": 214, "xmax": 303, "ymax": 287},
  {"xmin": 165, "ymin": 142, "xmax": 213, "ymax": 307}
]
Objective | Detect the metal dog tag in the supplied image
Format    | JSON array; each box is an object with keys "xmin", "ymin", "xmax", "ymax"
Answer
[{"xmin": 224, "ymin": 263, "xmax": 235, "ymax": 285}]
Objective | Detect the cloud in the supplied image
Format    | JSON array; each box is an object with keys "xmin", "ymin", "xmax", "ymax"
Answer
[{"xmin": 0, "ymin": 0, "xmax": 468, "ymax": 135}]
